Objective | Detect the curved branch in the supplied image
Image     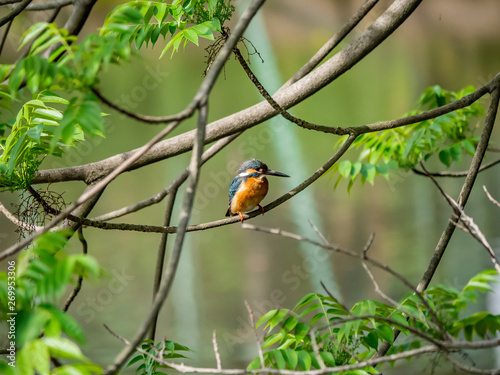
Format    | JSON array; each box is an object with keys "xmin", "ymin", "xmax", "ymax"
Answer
[{"xmin": 32, "ymin": 0, "xmax": 427, "ymax": 185}]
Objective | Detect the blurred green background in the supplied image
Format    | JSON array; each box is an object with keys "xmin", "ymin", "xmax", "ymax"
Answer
[{"xmin": 1, "ymin": 0, "xmax": 500, "ymax": 373}]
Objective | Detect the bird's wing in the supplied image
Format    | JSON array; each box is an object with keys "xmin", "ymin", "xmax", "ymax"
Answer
[{"xmin": 228, "ymin": 177, "xmax": 243, "ymax": 203}]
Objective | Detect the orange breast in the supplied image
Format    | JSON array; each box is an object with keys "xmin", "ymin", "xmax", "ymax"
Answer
[{"xmin": 231, "ymin": 177, "xmax": 269, "ymax": 214}]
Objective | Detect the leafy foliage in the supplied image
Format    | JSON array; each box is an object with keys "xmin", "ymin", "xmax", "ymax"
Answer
[
  {"xmin": 332, "ymin": 85, "xmax": 484, "ymax": 191},
  {"xmin": 0, "ymin": 91, "xmax": 104, "ymax": 191},
  {"xmin": 249, "ymin": 270, "xmax": 500, "ymax": 373},
  {"xmin": 127, "ymin": 339, "xmax": 191, "ymax": 375},
  {"xmin": 0, "ymin": 231, "xmax": 104, "ymax": 374},
  {"xmin": 100, "ymin": 0, "xmax": 232, "ymax": 57}
]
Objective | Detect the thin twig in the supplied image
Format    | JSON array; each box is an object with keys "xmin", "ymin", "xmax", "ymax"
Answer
[
  {"xmin": 362, "ymin": 233, "xmax": 375, "ymax": 258},
  {"xmin": 63, "ymin": 227, "xmax": 87, "ymax": 312},
  {"xmin": 0, "ymin": 18, "xmax": 12, "ymax": 56},
  {"xmin": 412, "ymin": 158, "xmax": 500, "ymax": 177},
  {"xmin": 483, "ymin": 185, "xmax": 500, "ymax": 208},
  {"xmin": 419, "ymin": 163, "xmax": 500, "ymax": 275},
  {"xmin": 242, "ymin": 223, "xmax": 446, "ymax": 335},
  {"xmin": 309, "ymin": 330, "xmax": 325, "ymax": 370},
  {"xmin": 245, "ymin": 301, "xmax": 266, "ymax": 370},
  {"xmin": 0, "ymin": 201, "xmax": 43, "ymax": 231},
  {"xmin": 148, "ymin": 186, "xmax": 178, "ymax": 341},
  {"xmin": 212, "ymin": 330, "xmax": 222, "ymax": 370},
  {"xmin": 320, "ymin": 281, "xmax": 350, "ymax": 313}
]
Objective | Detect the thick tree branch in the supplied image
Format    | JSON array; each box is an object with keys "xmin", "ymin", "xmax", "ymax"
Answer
[
  {"xmin": 32, "ymin": 0, "xmax": 428, "ymax": 185},
  {"xmin": 32, "ymin": 73, "xmax": 498, "ymax": 185}
]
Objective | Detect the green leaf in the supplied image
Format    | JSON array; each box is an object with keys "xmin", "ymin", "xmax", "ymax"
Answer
[
  {"xmin": 363, "ymin": 332, "xmax": 378, "ymax": 350},
  {"xmin": 297, "ymin": 350, "xmax": 311, "ymax": 371},
  {"xmin": 183, "ymin": 29, "xmax": 199, "ymax": 46},
  {"xmin": 282, "ymin": 349, "xmax": 298, "ymax": 369},
  {"xmin": 338, "ymin": 160, "xmax": 352, "ymax": 178},
  {"xmin": 376, "ymin": 324, "xmax": 394, "ymax": 344},
  {"xmin": 438, "ymin": 149, "xmax": 451, "ymax": 167},
  {"xmin": 44, "ymin": 337, "xmax": 87, "ymax": 360},
  {"xmin": 294, "ymin": 322, "xmax": 309, "ymax": 342}
]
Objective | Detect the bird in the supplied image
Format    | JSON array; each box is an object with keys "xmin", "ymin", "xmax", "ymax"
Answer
[{"xmin": 225, "ymin": 159, "xmax": 290, "ymax": 222}]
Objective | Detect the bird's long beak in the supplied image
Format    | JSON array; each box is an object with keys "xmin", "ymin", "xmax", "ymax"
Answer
[{"xmin": 264, "ymin": 169, "xmax": 290, "ymax": 177}]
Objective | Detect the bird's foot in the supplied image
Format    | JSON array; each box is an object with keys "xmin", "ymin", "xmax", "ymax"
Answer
[
  {"xmin": 238, "ymin": 212, "xmax": 245, "ymax": 222},
  {"xmin": 258, "ymin": 205, "xmax": 265, "ymax": 214}
]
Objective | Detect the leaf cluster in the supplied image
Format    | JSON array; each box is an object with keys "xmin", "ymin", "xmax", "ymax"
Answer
[
  {"xmin": 332, "ymin": 85, "xmax": 484, "ymax": 191},
  {"xmin": 0, "ymin": 231, "xmax": 104, "ymax": 374},
  {"xmin": 249, "ymin": 270, "xmax": 500, "ymax": 373},
  {"xmin": 0, "ymin": 91, "xmax": 104, "ymax": 191},
  {"xmin": 100, "ymin": 0, "xmax": 228, "ymax": 57},
  {"xmin": 127, "ymin": 339, "xmax": 191, "ymax": 375}
]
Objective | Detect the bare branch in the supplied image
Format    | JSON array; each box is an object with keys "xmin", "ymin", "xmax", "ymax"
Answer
[
  {"xmin": 62, "ymin": 227, "xmax": 86, "ymax": 312},
  {"xmin": 245, "ymin": 301, "xmax": 266, "ymax": 370},
  {"xmin": 0, "ymin": 201, "xmax": 43, "ymax": 231},
  {"xmin": 412, "ymin": 158, "xmax": 500, "ymax": 177},
  {"xmin": 148, "ymin": 187, "xmax": 178, "ymax": 341},
  {"xmin": 212, "ymin": 331, "xmax": 222, "ymax": 371},
  {"xmin": 361, "ymin": 262, "xmax": 399, "ymax": 308},
  {"xmin": 309, "ymin": 330, "xmax": 325, "ymax": 370},
  {"xmin": 91, "ymin": 87, "xmax": 196, "ymax": 125},
  {"xmin": 419, "ymin": 163, "xmax": 500, "ymax": 275},
  {"xmin": 484, "ymin": 185, "xmax": 500, "ymax": 208},
  {"xmin": 0, "ymin": 18, "xmax": 12, "ymax": 56}
]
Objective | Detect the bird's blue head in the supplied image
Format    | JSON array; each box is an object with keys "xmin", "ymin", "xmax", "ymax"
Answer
[{"xmin": 237, "ymin": 159, "xmax": 290, "ymax": 178}]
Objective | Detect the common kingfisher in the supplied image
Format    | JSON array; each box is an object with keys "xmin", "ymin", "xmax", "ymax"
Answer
[{"xmin": 225, "ymin": 159, "xmax": 290, "ymax": 222}]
